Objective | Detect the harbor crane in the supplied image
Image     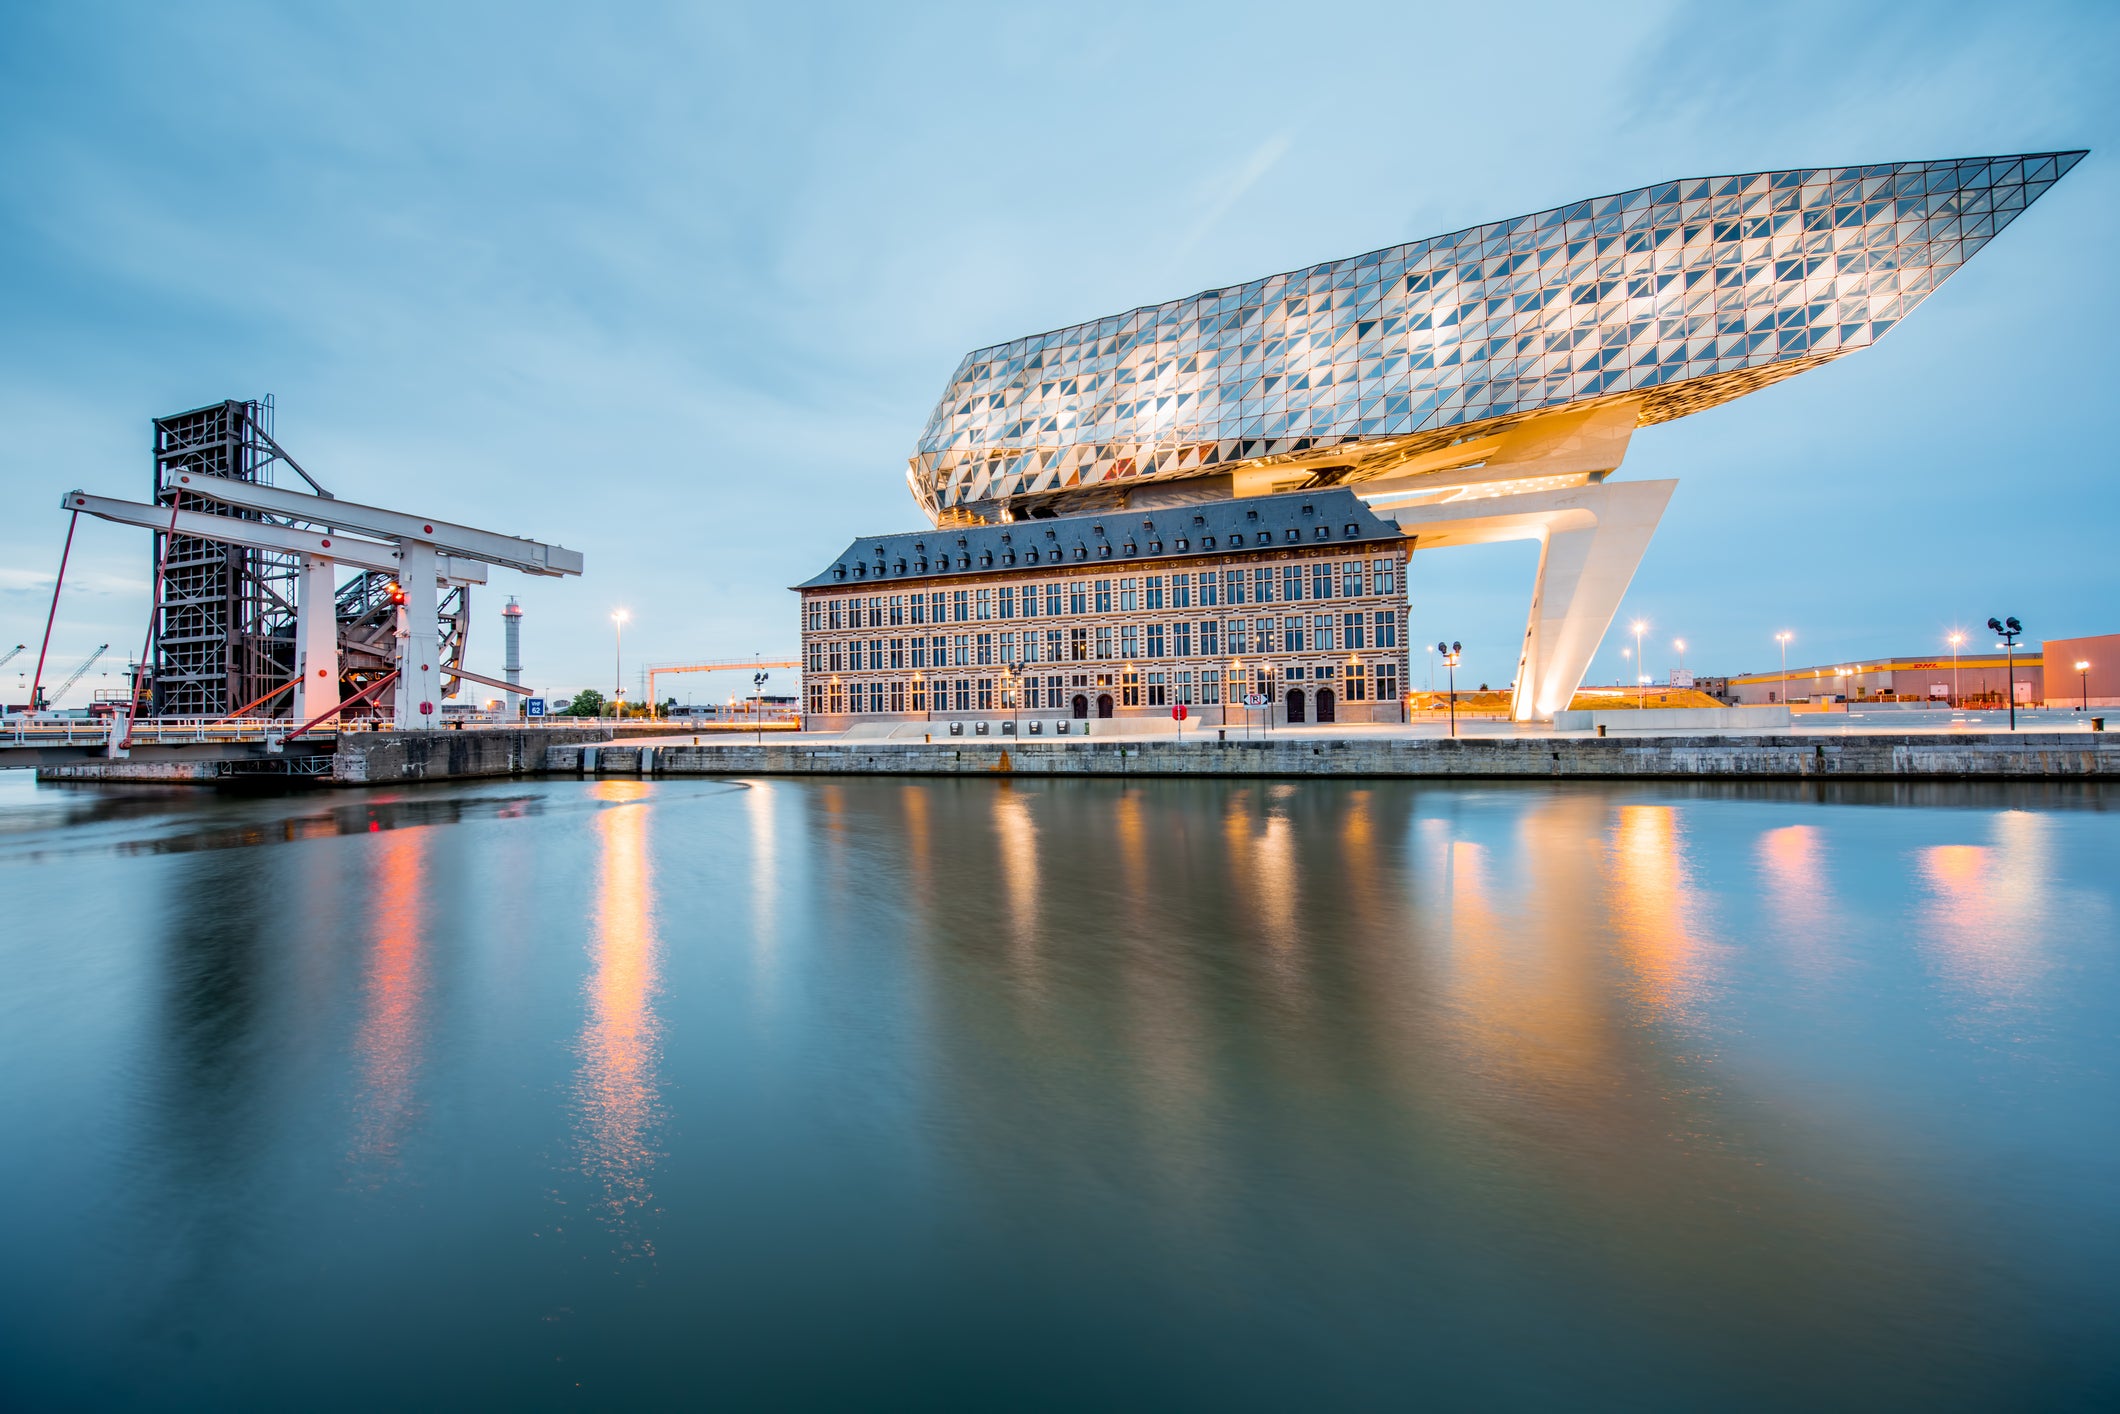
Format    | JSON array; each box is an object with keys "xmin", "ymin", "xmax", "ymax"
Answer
[
  {"xmin": 0, "ymin": 645, "xmax": 23, "ymax": 671},
  {"xmin": 40, "ymin": 644, "xmax": 109, "ymax": 710}
]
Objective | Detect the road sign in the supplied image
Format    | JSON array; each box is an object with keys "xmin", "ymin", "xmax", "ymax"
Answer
[
  {"xmin": 1171, "ymin": 703, "xmax": 1188, "ymax": 721},
  {"xmin": 1243, "ymin": 693, "xmax": 1267, "ymax": 708},
  {"xmin": 527, "ymin": 697, "xmax": 546, "ymax": 717}
]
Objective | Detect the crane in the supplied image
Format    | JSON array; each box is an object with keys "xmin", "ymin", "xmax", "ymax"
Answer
[
  {"xmin": 0, "ymin": 644, "xmax": 24, "ymax": 670},
  {"xmin": 41, "ymin": 644, "xmax": 108, "ymax": 710}
]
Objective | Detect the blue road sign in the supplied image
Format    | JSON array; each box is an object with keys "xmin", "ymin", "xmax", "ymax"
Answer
[{"xmin": 526, "ymin": 697, "xmax": 546, "ymax": 717}]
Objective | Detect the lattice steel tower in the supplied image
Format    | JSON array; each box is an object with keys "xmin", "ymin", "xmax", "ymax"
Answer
[{"xmin": 150, "ymin": 399, "xmax": 326, "ymax": 716}]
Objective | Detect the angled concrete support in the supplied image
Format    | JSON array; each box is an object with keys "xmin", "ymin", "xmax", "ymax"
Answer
[
  {"xmin": 1368, "ymin": 478, "xmax": 1676, "ymax": 721},
  {"xmin": 292, "ymin": 555, "xmax": 341, "ymax": 725}
]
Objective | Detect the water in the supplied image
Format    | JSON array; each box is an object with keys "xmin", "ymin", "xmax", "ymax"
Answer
[{"xmin": 1, "ymin": 771, "xmax": 2114, "ymax": 1410}]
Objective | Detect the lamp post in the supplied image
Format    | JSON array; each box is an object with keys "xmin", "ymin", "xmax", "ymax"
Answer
[
  {"xmin": 1948, "ymin": 630, "xmax": 1965, "ymax": 709},
  {"xmin": 754, "ymin": 669, "xmax": 769, "ymax": 743},
  {"xmin": 1631, "ymin": 619, "xmax": 1647, "ymax": 708},
  {"xmin": 1437, "ymin": 640, "xmax": 1462, "ymax": 738},
  {"xmin": 1776, "ymin": 631, "xmax": 1792, "ymax": 708},
  {"xmin": 1004, "ymin": 660, "xmax": 1019, "ymax": 736},
  {"xmin": 2076, "ymin": 659, "xmax": 2090, "ymax": 712},
  {"xmin": 610, "ymin": 609, "xmax": 629, "ymax": 718},
  {"xmin": 1673, "ymin": 638, "xmax": 1686, "ymax": 687},
  {"xmin": 1987, "ymin": 616, "xmax": 2023, "ymax": 730}
]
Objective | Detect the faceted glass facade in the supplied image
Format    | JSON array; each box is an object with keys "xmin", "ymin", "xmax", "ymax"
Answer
[{"xmin": 912, "ymin": 151, "xmax": 2084, "ymax": 521}]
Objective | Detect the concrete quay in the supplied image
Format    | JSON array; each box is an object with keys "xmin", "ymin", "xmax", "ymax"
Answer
[{"xmin": 552, "ymin": 730, "xmax": 2118, "ymax": 781}]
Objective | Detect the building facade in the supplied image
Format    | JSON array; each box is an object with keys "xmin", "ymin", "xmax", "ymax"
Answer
[
  {"xmin": 797, "ymin": 490, "xmax": 1408, "ymax": 729},
  {"xmin": 1726, "ymin": 654, "xmax": 2045, "ymax": 707}
]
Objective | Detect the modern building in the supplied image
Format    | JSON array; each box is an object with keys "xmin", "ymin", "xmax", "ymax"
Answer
[
  {"xmin": 1726, "ymin": 653, "xmax": 2046, "ymax": 707},
  {"xmin": 803, "ymin": 152, "xmax": 2082, "ymax": 728}
]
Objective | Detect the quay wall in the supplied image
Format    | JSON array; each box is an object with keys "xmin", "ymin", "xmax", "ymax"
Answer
[
  {"xmin": 548, "ymin": 733, "xmax": 2118, "ymax": 781},
  {"xmin": 333, "ymin": 727, "xmax": 616, "ymax": 783}
]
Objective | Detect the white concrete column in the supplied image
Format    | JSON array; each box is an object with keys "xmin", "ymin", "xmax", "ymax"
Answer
[
  {"xmin": 1510, "ymin": 479, "xmax": 1675, "ymax": 721},
  {"xmin": 1367, "ymin": 477, "xmax": 1676, "ymax": 722},
  {"xmin": 395, "ymin": 539, "xmax": 441, "ymax": 730},
  {"xmin": 293, "ymin": 554, "xmax": 341, "ymax": 725}
]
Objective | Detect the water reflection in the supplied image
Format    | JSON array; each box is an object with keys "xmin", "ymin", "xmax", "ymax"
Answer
[
  {"xmin": 573, "ymin": 780, "xmax": 663, "ymax": 1257},
  {"xmin": 1915, "ymin": 812, "xmax": 2055, "ymax": 1015},
  {"xmin": 1757, "ymin": 824, "xmax": 1840, "ymax": 976},
  {"xmin": 349, "ymin": 825, "xmax": 428, "ymax": 1181},
  {"xmin": 1604, "ymin": 804, "xmax": 1716, "ymax": 1020}
]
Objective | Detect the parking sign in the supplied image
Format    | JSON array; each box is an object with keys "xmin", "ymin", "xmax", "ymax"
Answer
[{"xmin": 527, "ymin": 697, "xmax": 546, "ymax": 717}]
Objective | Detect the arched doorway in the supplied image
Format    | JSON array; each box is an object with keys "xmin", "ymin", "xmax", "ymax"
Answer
[
  {"xmin": 1071, "ymin": 694, "xmax": 1089, "ymax": 719},
  {"xmin": 1316, "ymin": 688, "xmax": 1335, "ymax": 723},
  {"xmin": 1096, "ymin": 693, "xmax": 1114, "ymax": 718},
  {"xmin": 1285, "ymin": 688, "xmax": 1306, "ymax": 723}
]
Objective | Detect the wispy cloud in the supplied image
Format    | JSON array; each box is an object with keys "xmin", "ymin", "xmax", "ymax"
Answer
[{"xmin": 1172, "ymin": 133, "xmax": 1292, "ymax": 260}]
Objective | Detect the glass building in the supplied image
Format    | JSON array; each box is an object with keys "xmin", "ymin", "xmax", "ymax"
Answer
[{"xmin": 805, "ymin": 152, "xmax": 2083, "ymax": 727}]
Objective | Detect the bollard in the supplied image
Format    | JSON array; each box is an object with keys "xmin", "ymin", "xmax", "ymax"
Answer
[
  {"xmin": 2094, "ymin": 717, "xmax": 2105, "ymax": 732},
  {"xmin": 1596, "ymin": 723, "xmax": 1607, "ymax": 738}
]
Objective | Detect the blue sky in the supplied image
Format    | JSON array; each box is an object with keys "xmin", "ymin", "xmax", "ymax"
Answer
[{"xmin": 2, "ymin": 1, "xmax": 2114, "ymax": 704}]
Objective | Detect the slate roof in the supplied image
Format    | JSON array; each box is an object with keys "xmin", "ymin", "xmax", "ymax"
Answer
[{"xmin": 794, "ymin": 488, "xmax": 1405, "ymax": 591}]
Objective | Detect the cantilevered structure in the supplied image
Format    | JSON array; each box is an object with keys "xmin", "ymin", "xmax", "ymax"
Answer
[{"xmin": 801, "ymin": 153, "xmax": 2083, "ymax": 726}]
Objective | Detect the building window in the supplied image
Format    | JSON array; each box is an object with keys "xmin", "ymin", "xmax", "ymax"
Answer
[
  {"xmin": 1376, "ymin": 665, "xmax": 1397, "ymax": 702},
  {"xmin": 1225, "ymin": 619, "xmax": 1246, "ymax": 655},
  {"xmin": 1174, "ymin": 622, "xmax": 1192, "ymax": 657},
  {"xmin": 999, "ymin": 586, "xmax": 1015, "ymax": 619},
  {"xmin": 1344, "ymin": 613, "xmax": 1365, "ymax": 649},
  {"xmin": 1202, "ymin": 669, "xmax": 1222, "ymax": 705},
  {"xmin": 889, "ymin": 595, "xmax": 904, "ymax": 625},
  {"xmin": 1200, "ymin": 620, "xmax": 1218, "ymax": 656},
  {"xmin": 1144, "ymin": 576, "xmax": 1164, "ymax": 610},
  {"xmin": 1253, "ymin": 567, "xmax": 1275, "ymax": 603},
  {"xmin": 1046, "ymin": 629, "xmax": 1064, "ymax": 663},
  {"xmin": 1122, "ymin": 671, "xmax": 1139, "ymax": 707},
  {"xmin": 955, "ymin": 679, "xmax": 971, "ymax": 713},
  {"xmin": 807, "ymin": 644, "xmax": 823, "ymax": 673},
  {"xmin": 978, "ymin": 679, "xmax": 993, "ymax": 710},
  {"xmin": 976, "ymin": 589, "xmax": 993, "ymax": 620},
  {"xmin": 1170, "ymin": 574, "xmax": 1188, "ymax": 609},
  {"xmin": 911, "ymin": 680, "xmax": 927, "ymax": 711},
  {"xmin": 1346, "ymin": 665, "xmax": 1367, "ymax": 701},
  {"xmin": 1342, "ymin": 563, "xmax": 1363, "ymax": 598},
  {"xmin": 1046, "ymin": 584, "xmax": 1065, "ymax": 617},
  {"xmin": 953, "ymin": 590, "xmax": 969, "ymax": 622},
  {"xmin": 1146, "ymin": 623, "xmax": 1165, "ymax": 658},
  {"xmin": 1197, "ymin": 574, "xmax": 1216, "ymax": 608},
  {"xmin": 1283, "ymin": 566, "xmax": 1305, "ymax": 602},
  {"xmin": 1120, "ymin": 625, "xmax": 1138, "ymax": 658},
  {"xmin": 1120, "ymin": 578, "xmax": 1137, "ymax": 612},
  {"xmin": 1312, "ymin": 616, "xmax": 1336, "ymax": 652},
  {"xmin": 1072, "ymin": 627, "xmax": 1089, "ymax": 661},
  {"xmin": 829, "ymin": 685, "xmax": 844, "ymax": 714},
  {"xmin": 890, "ymin": 638, "xmax": 905, "ymax": 670},
  {"xmin": 1283, "ymin": 616, "xmax": 1303, "ymax": 652},
  {"xmin": 891, "ymin": 681, "xmax": 905, "ymax": 712},
  {"xmin": 1146, "ymin": 672, "xmax": 1167, "ymax": 707},
  {"xmin": 911, "ymin": 639, "xmax": 928, "ymax": 670},
  {"xmin": 1095, "ymin": 627, "xmax": 1113, "ymax": 659},
  {"xmin": 807, "ymin": 685, "xmax": 822, "ymax": 713},
  {"xmin": 1224, "ymin": 569, "xmax": 1245, "ymax": 605},
  {"xmin": 1070, "ymin": 583, "xmax": 1087, "ymax": 615},
  {"xmin": 1312, "ymin": 565, "xmax": 1334, "ymax": 600},
  {"xmin": 977, "ymin": 633, "xmax": 993, "ymax": 666},
  {"xmin": 910, "ymin": 595, "xmax": 926, "ymax": 625},
  {"xmin": 1372, "ymin": 558, "xmax": 1396, "ymax": 596},
  {"xmin": 1001, "ymin": 631, "xmax": 1018, "ymax": 664},
  {"xmin": 1376, "ymin": 610, "xmax": 1398, "ymax": 649},
  {"xmin": 829, "ymin": 601, "xmax": 844, "ymax": 630},
  {"xmin": 1095, "ymin": 580, "xmax": 1113, "ymax": 613},
  {"xmin": 829, "ymin": 643, "xmax": 845, "ymax": 672},
  {"xmin": 930, "ymin": 592, "xmax": 946, "ymax": 624}
]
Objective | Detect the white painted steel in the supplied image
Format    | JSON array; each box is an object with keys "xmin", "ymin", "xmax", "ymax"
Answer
[
  {"xmin": 293, "ymin": 555, "xmax": 342, "ymax": 724},
  {"xmin": 164, "ymin": 475, "xmax": 583, "ymax": 577},
  {"xmin": 395, "ymin": 541, "xmax": 442, "ymax": 730},
  {"xmin": 61, "ymin": 492, "xmax": 488, "ymax": 584}
]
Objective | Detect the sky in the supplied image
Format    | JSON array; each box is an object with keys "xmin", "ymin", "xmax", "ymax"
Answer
[{"xmin": 2, "ymin": 0, "xmax": 2115, "ymax": 705}]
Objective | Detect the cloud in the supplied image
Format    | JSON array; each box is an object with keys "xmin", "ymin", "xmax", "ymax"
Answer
[{"xmin": 1172, "ymin": 133, "xmax": 1293, "ymax": 261}]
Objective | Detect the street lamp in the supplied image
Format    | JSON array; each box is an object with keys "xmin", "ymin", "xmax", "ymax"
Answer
[
  {"xmin": 1003, "ymin": 660, "xmax": 1019, "ymax": 736},
  {"xmin": 1673, "ymin": 638, "xmax": 1686, "ymax": 686},
  {"xmin": 1776, "ymin": 631, "xmax": 1792, "ymax": 707},
  {"xmin": 611, "ymin": 609, "xmax": 629, "ymax": 718},
  {"xmin": 754, "ymin": 669, "xmax": 769, "ymax": 743},
  {"xmin": 1437, "ymin": 640, "xmax": 1462, "ymax": 738},
  {"xmin": 2076, "ymin": 659, "xmax": 2090, "ymax": 712},
  {"xmin": 1986, "ymin": 616, "xmax": 2023, "ymax": 731},
  {"xmin": 1947, "ymin": 630, "xmax": 1965, "ymax": 709},
  {"xmin": 1631, "ymin": 619, "xmax": 1647, "ymax": 708}
]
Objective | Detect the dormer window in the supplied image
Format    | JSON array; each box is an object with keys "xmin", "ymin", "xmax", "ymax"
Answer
[
  {"xmin": 1098, "ymin": 544, "xmax": 1112, "ymax": 559},
  {"xmin": 1227, "ymin": 533, "xmax": 1243, "ymax": 547},
  {"xmin": 1344, "ymin": 524, "xmax": 1359, "ymax": 536},
  {"xmin": 1301, "ymin": 503, "xmax": 1314, "ymax": 516},
  {"xmin": 1246, "ymin": 510, "xmax": 1259, "ymax": 521},
  {"xmin": 1201, "ymin": 536, "xmax": 1215, "ymax": 549},
  {"xmin": 1192, "ymin": 514, "xmax": 1205, "ymax": 525},
  {"xmin": 1122, "ymin": 542, "xmax": 1137, "ymax": 556},
  {"xmin": 1174, "ymin": 538, "xmax": 1188, "ymax": 551},
  {"xmin": 1074, "ymin": 546, "xmax": 1088, "ymax": 560},
  {"xmin": 894, "ymin": 559, "xmax": 907, "ymax": 573},
  {"xmin": 1148, "ymin": 540, "xmax": 1162, "ymax": 554},
  {"xmin": 833, "ymin": 566, "xmax": 847, "ymax": 579},
  {"xmin": 916, "ymin": 557, "xmax": 928, "ymax": 572},
  {"xmin": 1314, "ymin": 526, "xmax": 1329, "ymax": 539},
  {"xmin": 980, "ymin": 551, "xmax": 993, "ymax": 567},
  {"xmin": 1002, "ymin": 551, "xmax": 1016, "ymax": 565},
  {"xmin": 1285, "ymin": 529, "xmax": 1300, "ymax": 543}
]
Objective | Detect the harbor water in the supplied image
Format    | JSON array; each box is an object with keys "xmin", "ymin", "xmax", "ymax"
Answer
[{"xmin": 1, "ymin": 772, "xmax": 2114, "ymax": 1408}]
